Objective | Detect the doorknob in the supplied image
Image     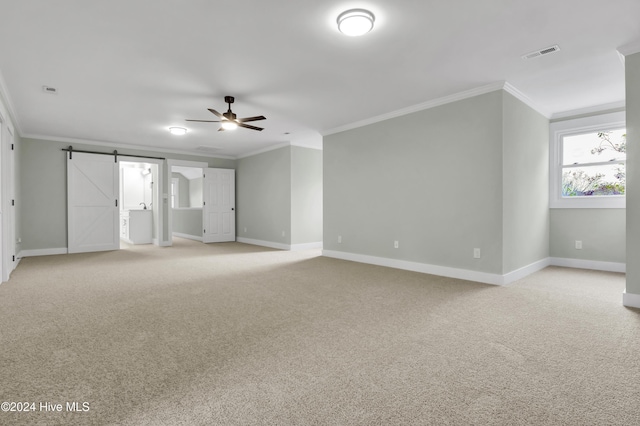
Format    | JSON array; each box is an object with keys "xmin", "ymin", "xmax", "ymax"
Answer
[{"xmin": 231, "ymin": 208, "xmax": 235, "ymax": 211}]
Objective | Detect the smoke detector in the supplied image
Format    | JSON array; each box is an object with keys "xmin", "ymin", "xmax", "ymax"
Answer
[{"xmin": 522, "ymin": 45, "xmax": 560, "ymax": 60}]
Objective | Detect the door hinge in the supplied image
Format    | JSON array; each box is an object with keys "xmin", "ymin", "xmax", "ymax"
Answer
[
  {"xmin": 11, "ymin": 199, "xmax": 14, "ymax": 206},
  {"xmin": 204, "ymin": 229, "xmax": 206, "ymax": 234},
  {"xmin": 203, "ymin": 201, "xmax": 206, "ymax": 206},
  {"xmin": 11, "ymin": 144, "xmax": 14, "ymax": 150},
  {"xmin": 115, "ymin": 199, "xmax": 118, "ymax": 207},
  {"xmin": 12, "ymin": 255, "xmax": 15, "ymax": 262}
]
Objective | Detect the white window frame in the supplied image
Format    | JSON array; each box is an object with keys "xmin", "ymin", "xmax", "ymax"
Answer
[{"xmin": 550, "ymin": 111, "xmax": 626, "ymax": 209}]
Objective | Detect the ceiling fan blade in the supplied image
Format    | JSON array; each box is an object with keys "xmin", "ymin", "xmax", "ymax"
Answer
[
  {"xmin": 238, "ymin": 115, "xmax": 266, "ymax": 123},
  {"xmin": 238, "ymin": 122, "xmax": 264, "ymax": 131},
  {"xmin": 217, "ymin": 127, "xmax": 225, "ymax": 132},
  {"xmin": 185, "ymin": 119, "xmax": 220, "ymax": 122},
  {"xmin": 207, "ymin": 108, "xmax": 224, "ymax": 119}
]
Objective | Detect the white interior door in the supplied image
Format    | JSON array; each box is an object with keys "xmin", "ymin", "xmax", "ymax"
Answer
[
  {"xmin": 67, "ymin": 152, "xmax": 119, "ymax": 253},
  {"xmin": 203, "ymin": 168, "xmax": 235, "ymax": 243}
]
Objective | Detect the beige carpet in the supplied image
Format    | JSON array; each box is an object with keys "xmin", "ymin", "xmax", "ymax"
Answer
[{"xmin": 0, "ymin": 238, "xmax": 638, "ymax": 425}]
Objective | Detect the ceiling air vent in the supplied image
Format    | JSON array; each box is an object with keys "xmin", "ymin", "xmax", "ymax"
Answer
[
  {"xmin": 195, "ymin": 146, "xmax": 221, "ymax": 154},
  {"xmin": 522, "ymin": 45, "xmax": 560, "ymax": 60},
  {"xmin": 42, "ymin": 85, "xmax": 58, "ymax": 94}
]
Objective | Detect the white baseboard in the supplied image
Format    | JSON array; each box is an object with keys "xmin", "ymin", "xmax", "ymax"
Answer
[
  {"xmin": 291, "ymin": 241, "xmax": 323, "ymax": 251},
  {"xmin": 172, "ymin": 233, "xmax": 203, "ymax": 242},
  {"xmin": 237, "ymin": 237, "xmax": 322, "ymax": 251},
  {"xmin": 322, "ymin": 250, "xmax": 507, "ymax": 285},
  {"xmin": 19, "ymin": 248, "xmax": 68, "ymax": 257},
  {"xmin": 623, "ymin": 292, "xmax": 640, "ymax": 309},
  {"xmin": 503, "ymin": 258, "xmax": 551, "ymax": 285},
  {"xmin": 550, "ymin": 257, "xmax": 626, "ymax": 273}
]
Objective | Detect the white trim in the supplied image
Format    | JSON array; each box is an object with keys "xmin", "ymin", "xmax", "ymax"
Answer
[
  {"xmin": 322, "ymin": 250, "xmax": 505, "ymax": 285},
  {"xmin": 236, "ymin": 142, "xmax": 291, "ymax": 159},
  {"xmin": 20, "ymin": 248, "xmax": 68, "ymax": 257},
  {"xmin": 22, "ymin": 133, "xmax": 236, "ymax": 160},
  {"xmin": 322, "ymin": 82, "xmax": 508, "ymax": 136},
  {"xmin": 549, "ymin": 111, "xmax": 626, "ymax": 209},
  {"xmin": 550, "ymin": 257, "xmax": 626, "ymax": 273},
  {"xmin": 502, "ymin": 82, "xmax": 552, "ymax": 118},
  {"xmin": 172, "ymin": 232, "xmax": 203, "ymax": 242},
  {"xmin": 237, "ymin": 237, "xmax": 290, "ymax": 251},
  {"xmin": 551, "ymin": 101, "xmax": 626, "ymax": 121},
  {"xmin": 291, "ymin": 242, "xmax": 323, "ymax": 251},
  {"xmin": 0, "ymin": 69, "xmax": 21, "ymax": 136},
  {"xmin": 622, "ymin": 292, "xmax": 640, "ymax": 309},
  {"xmin": 322, "ymin": 82, "xmax": 551, "ymax": 136},
  {"xmin": 617, "ymin": 40, "xmax": 640, "ymax": 57},
  {"xmin": 503, "ymin": 258, "xmax": 551, "ymax": 285}
]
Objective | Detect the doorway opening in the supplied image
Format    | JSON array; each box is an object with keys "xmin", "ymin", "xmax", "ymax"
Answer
[{"xmin": 119, "ymin": 160, "xmax": 161, "ymax": 247}]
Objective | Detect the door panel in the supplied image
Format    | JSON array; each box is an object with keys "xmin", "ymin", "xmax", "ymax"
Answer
[
  {"xmin": 68, "ymin": 152, "xmax": 119, "ymax": 253},
  {"xmin": 203, "ymin": 168, "xmax": 235, "ymax": 243}
]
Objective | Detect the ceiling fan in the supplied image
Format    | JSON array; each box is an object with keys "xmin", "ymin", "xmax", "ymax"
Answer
[{"xmin": 186, "ymin": 96, "xmax": 266, "ymax": 131}]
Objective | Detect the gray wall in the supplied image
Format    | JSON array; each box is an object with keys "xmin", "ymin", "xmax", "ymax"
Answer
[
  {"xmin": 502, "ymin": 92, "xmax": 550, "ymax": 273},
  {"xmin": 237, "ymin": 147, "xmax": 292, "ymax": 245},
  {"xmin": 172, "ymin": 208, "xmax": 203, "ymax": 237},
  {"xmin": 324, "ymin": 91, "xmax": 505, "ymax": 274},
  {"xmin": 291, "ymin": 146, "xmax": 323, "ymax": 244},
  {"xmin": 171, "ymin": 172, "xmax": 190, "ymax": 207},
  {"xmin": 626, "ymin": 52, "xmax": 640, "ymax": 296},
  {"xmin": 20, "ymin": 137, "xmax": 235, "ymax": 251},
  {"xmin": 551, "ymin": 209, "xmax": 625, "ymax": 262}
]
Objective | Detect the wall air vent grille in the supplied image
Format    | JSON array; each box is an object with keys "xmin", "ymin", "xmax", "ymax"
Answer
[{"xmin": 522, "ymin": 45, "xmax": 560, "ymax": 60}]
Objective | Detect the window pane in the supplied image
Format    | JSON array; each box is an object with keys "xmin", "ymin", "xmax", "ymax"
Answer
[
  {"xmin": 562, "ymin": 129, "xmax": 626, "ymax": 165},
  {"xmin": 562, "ymin": 164, "xmax": 625, "ymax": 197}
]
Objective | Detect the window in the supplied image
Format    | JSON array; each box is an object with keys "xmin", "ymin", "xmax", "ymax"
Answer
[
  {"xmin": 550, "ymin": 111, "xmax": 626, "ymax": 208},
  {"xmin": 171, "ymin": 178, "xmax": 179, "ymax": 208}
]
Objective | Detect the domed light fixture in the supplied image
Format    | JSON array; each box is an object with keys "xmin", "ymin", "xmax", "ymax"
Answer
[
  {"xmin": 220, "ymin": 119, "xmax": 238, "ymax": 131},
  {"xmin": 169, "ymin": 127, "xmax": 187, "ymax": 135},
  {"xmin": 337, "ymin": 9, "xmax": 375, "ymax": 36}
]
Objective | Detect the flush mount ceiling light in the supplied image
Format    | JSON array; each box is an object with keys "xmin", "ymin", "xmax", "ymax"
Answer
[
  {"xmin": 337, "ymin": 9, "xmax": 375, "ymax": 36},
  {"xmin": 169, "ymin": 127, "xmax": 187, "ymax": 135}
]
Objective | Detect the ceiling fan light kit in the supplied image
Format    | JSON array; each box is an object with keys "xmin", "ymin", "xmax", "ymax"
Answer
[
  {"xmin": 337, "ymin": 9, "xmax": 375, "ymax": 36},
  {"xmin": 186, "ymin": 95, "xmax": 266, "ymax": 132},
  {"xmin": 169, "ymin": 127, "xmax": 187, "ymax": 135}
]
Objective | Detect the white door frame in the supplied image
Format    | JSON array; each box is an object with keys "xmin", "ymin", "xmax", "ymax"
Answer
[
  {"xmin": 166, "ymin": 159, "xmax": 208, "ymax": 245},
  {"xmin": 1, "ymin": 117, "xmax": 16, "ymax": 282},
  {"xmin": 118, "ymin": 157, "xmax": 164, "ymax": 246}
]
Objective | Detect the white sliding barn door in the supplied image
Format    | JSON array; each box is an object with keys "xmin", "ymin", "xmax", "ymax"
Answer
[
  {"xmin": 67, "ymin": 152, "xmax": 119, "ymax": 253},
  {"xmin": 203, "ymin": 168, "xmax": 235, "ymax": 243}
]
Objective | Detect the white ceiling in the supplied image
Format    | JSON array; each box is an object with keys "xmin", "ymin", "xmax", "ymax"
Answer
[{"xmin": 0, "ymin": 0, "xmax": 638, "ymax": 158}]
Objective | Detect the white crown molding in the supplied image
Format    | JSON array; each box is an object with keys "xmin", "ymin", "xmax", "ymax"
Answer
[
  {"xmin": 22, "ymin": 133, "xmax": 236, "ymax": 160},
  {"xmin": 0, "ymin": 68, "xmax": 21, "ymax": 136},
  {"xmin": 236, "ymin": 142, "xmax": 292, "ymax": 159},
  {"xmin": 617, "ymin": 40, "xmax": 640, "ymax": 57},
  {"xmin": 502, "ymin": 82, "xmax": 552, "ymax": 118},
  {"xmin": 322, "ymin": 81, "xmax": 551, "ymax": 136},
  {"xmin": 550, "ymin": 100, "xmax": 626, "ymax": 121}
]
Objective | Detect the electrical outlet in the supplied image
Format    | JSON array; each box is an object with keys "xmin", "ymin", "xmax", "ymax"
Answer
[
  {"xmin": 474, "ymin": 248, "xmax": 481, "ymax": 259},
  {"xmin": 575, "ymin": 240, "xmax": 582, "ymax": 250},
  {"xmin": 394, "ymin": 241, "xmax": 399, "ymax": 249},
  {"xmin": 338, "ymin": 235, "xmax": 342, "ymax": 243}
]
